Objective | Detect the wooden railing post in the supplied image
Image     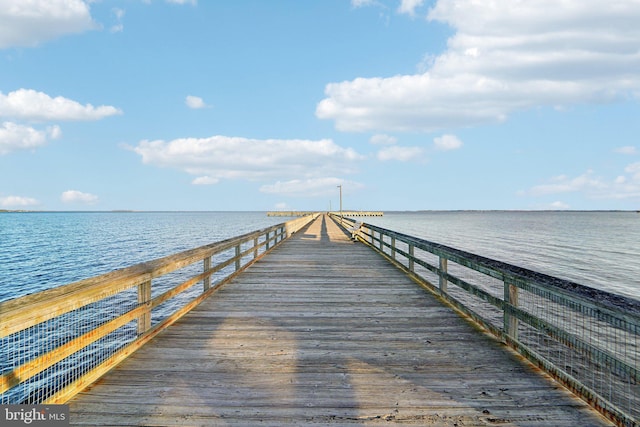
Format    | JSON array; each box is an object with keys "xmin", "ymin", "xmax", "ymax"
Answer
[
  {"xmin": 266, "ymin": 231, "xmax": 270, "ymax": 250},
  {"xmin": 409, "ymin": 244, "xmax": 415, "ymax": 271},
  {"xmin": 253, "ymin": 237, "xmax": 259, "ymax": 259},
  {"xmin": 504, "ymin": 282, "xmax": 519, "ymax": 340},
  {"xmin": 203, "ymin": 257, "xmax": 211, "ymax": 291},
  {"xmin": 0, "ymin": 216, "xmax": 329, "ymax": 406},
  {"xmin": 137, "ymin": 280, "xmax": 152, "ymax": 335},
  {"xmin": 391, "ymin": 236, "xmax": 396, "ymax": 260},
  {"xmin": 438, "ymin": 257, "xmax": 448, "ymax": 293}
]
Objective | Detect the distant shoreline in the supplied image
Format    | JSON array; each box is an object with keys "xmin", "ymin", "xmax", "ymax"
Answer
[{"xmin": 1, "ymin": 209, "xmax": 638, "ymax": 213}]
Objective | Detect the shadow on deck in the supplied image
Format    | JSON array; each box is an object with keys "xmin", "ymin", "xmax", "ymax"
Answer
[{"xmin": 68, "ymin": 215, "xmax": 612, "ymax": 426}]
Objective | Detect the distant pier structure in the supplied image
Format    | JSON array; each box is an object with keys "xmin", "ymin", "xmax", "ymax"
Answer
[{"xmin": 267, "ymin": 211, "xmax": 383, "ymax": 217}]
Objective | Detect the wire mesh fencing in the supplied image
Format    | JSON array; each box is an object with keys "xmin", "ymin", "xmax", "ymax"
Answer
[
  {"xmin": 1, "ymin": 215, "xmax": 318, "ymax": 405},
  {"xmin": 334, "ymin": 215, "xmax": 639, "ymax": 427}
]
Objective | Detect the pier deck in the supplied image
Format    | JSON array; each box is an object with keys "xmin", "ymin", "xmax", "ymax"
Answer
[
  {"xmin": 267, "ymin": 211, "xmax": 384, "ymax": 217},
  {"xmin": 68, "ymin": 215, "xmax": 611, "ymax": 426}
]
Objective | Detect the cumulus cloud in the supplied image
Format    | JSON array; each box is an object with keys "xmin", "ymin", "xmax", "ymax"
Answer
[
  {"xmin": 0, "ymin": 195, "xmax": 39, "ymax": 208},
  {"xmin": 110, "ymin": 8, "xmax": 125, "ymax": 33},
  {"xmin": 166, "ymin": 0, "xmax": 197, "ymax": 5},
  {"xmin": 377, "ymin": 145, "xmax": 424, "ymax": 161},
  {"xmin": 48, "ymin": 125, "xmax": 62, "ymax": 139},
  {"xmin": 351, "ymin": 0, "xmax": 376, "ymax": 7},
  {"xmin": 615, "ymin": 146, "xmax": 638, "ymax": 155},
  {"xmin": 525, "ymin": 170, "xmax": 607, "ymax": 196},
  {"xmin": 0, "ymin": 89, "xmax": 122, "ymax": 122},
  {"xmin": 625, "ymin": 162, "xmax": 640, "ymax": 180},
  {"xmin": 131, "ymin": 136, "xmax": 364, "ymax": 187},
  {"xmin": 548, "ymin": 201, "xmax": 571, "ymax": 210},
  {"xmin": 317, "ymin": 0, "xmax": 640, "ymax": 132},
  {"xmin": 185, "ymin": 95, "xmax": 208, "ymax": 109},
  {"xmin": 0, "ymin": 89, "xmax": 119, "ymax": 154},
  {"xmin": 273, "ymin": 202, "xmax": 290, "ymax": 210},
  {"xmin": 521, "ymin": 166, "xmax": 640, "ymax": 200},
  {"xmin": 0, "ymin": 0, "xmax": 97, "ymax": 49},
  {"xmin": 369, "ymin": 134, "xmax": 397, "ymax": 145},
  {"xmin": 398, "ymin": 0, "xmax": 425, "ymax": 16},
  {"xmin": 433, "ymin": 134, "xmax": 463, "ymax": 151},
  {"xmin": 192, "ymin": 176, "xmax": 220, "ymax": 185},
  {"xmin": 0, "ymin": 122, "xmax": 61, "ymax": 155},
  {"xmin": 260, "ymin": 178, "xmax": 364, "ymax": 197},
  {"xmin": 60, "ymin": 190, "xmax": 99, "ymax": 204}
]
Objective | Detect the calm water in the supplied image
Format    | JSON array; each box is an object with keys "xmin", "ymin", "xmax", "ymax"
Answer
[
  {"xmin": 367, "ymin": 211, "xmax": 640, "ymax": 300},
  {"xmin": 1, "ymin": 211, "xmax": 639, "ymax": 302},
  {"xmin": 0, "ymin": 212, "xmax": 284, "ymax": 303}
]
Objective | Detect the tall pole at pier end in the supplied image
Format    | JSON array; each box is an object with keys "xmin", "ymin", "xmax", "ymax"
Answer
[{"xmin": 337, "ymin": 185, "xmax": 343, "ymax": 221}]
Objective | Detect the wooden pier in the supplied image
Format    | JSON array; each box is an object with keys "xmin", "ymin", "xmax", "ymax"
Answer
[
  {"xmin": 267, "ymin": 211, "xmax": 384, "ymax": 217},
  {"xmin": 67, "ymin": 215, "xmax": 611, "ymax": 426}
]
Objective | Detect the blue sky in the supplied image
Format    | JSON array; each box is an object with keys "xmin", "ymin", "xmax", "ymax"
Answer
[{"xmin": 1, "ymin": 0, "xmax": 639, "ymax": 211}]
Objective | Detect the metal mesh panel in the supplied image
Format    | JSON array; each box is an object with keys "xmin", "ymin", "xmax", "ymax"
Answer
[
  {"xmin": 514, "ymin": 286, "xmax": 640, "ymax": 420},
  {"xmin": 355, "ymin": 219, "xmax": 640, "ymax": 425},
  {"xmin": 1, "ymin": 289, "xmax": 138, "ymax": 404},
  {"xmin": 1, "ymin": 221, "xmax": 298, "ymax": 405}
]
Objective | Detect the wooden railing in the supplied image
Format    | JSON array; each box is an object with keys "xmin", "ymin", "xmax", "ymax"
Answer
[
  {"xmin": 331, "ymin": 213, "xmax": 640, "ymax": 427},
  {"xmin": 267, "ymin": 211, "xmax": 384, "ymax": 217},
  {"xmin": 0, "ymin": 214, "xmax": 319, "ymax": 405}
]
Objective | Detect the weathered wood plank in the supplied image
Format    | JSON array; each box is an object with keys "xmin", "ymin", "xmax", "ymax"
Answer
[{"xmin": 68, "ymin": 215, "xmax": 613, "ymax": 426}]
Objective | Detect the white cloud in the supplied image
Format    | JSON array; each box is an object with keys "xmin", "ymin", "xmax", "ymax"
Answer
[
  {"xmin": 0, "ymin": 89, "xmax": 122, "ymax": 121},
  {"xmin": 260, "ymin": 177, "xmax": 364, "ymax": 197},
  {"xmin": 0, "ymin": 89, "xmax": 118, "ymax": 155},
  {"xmin": 625, "ymin": 162, "xmax": 640, "ymax": 180},
  {"xmin": 48, "ymin": 125, "xmax": 62, "ymax": 140},
  {"xmin": 549, "ymin": 201, "xmax": 571, "ymax": 210},
  {"xmin": 61, "ymin": 190, "xmax": 99, "ymax": 204},
  {"xmin": 192, "ymin": 176, "xmax": 219, "ymax": 185},
  {"xmin": 526, "ymin": 170, "xmax": 606, "ymax": 196},
  {"xmin": 377, "ymin": 145, "xmax": 424, "ymax": 161},
  {"xmin": 317, "ymin": 0, "xmax": 640, "ymax": 132},
  {"xmin": 273, "ymin": 202, "xmax": 291, "ymax": 210},
  {"xmin": 110, "ymin": 8, "xmax": 125, "ymax": 33},
  {"xmin": 0, "ymin": 195, "xmax": 39, "ymax": 208},
  {"xmin": 0, "ymin": 0, "xmax": 96, "ymax": 49},
  {"xmin": 615, "ymin": 146, "xmax": 638, "ymax": 155},
  {"xmin": 131, "ymin": 136, "xmax": 364, "ymax": 183},
  {"xmin": 433, "ymin": 134, "xmax": 463, "ymax": 151},
  {"xmin": 369, "ymin": 134, "xmax": 397, "ymax": 145},
  {"xmin": 166, "ymin": 0, "xmax": 197, "ymax": 5},
  {"xmin": 185, "ymin": 95, "xmax": 207, "ymax": 109},
  {"xmin": 0, "ymin": 122, "xmax": 61, "ymax": 155},
  {"xmin": 398, "ymin": 0, "xmax": 425, "ymax": 16},
  {"xmin": 522, "ymin": 166, "xmax": 640, "ymax": 200},
  {"xmin": 351, "ymin": 0, "xmax": 375, "ymax": 7}
]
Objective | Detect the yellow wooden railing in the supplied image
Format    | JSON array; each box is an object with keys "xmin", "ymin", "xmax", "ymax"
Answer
[{"xmin": 0, "ymin": 214, "xmax": 318, "ymax": 404}]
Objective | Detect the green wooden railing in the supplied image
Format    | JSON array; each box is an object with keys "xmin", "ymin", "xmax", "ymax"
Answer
[{"xmin": 332, "ymin": 213, "xmax": 640, "ymax": 427}]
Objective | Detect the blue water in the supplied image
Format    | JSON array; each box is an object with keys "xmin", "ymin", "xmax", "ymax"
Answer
[
  {"xmin": 366, "ymin": 211, "xmax": 640, "ymax": 300},
  {"xmin": 1, "ymin": 211, "xmax": 639, "ymax": 302},
  {"xmin": 0, "ymin": 212, "xmax": 284, "ymax": 302},
  {"xmin": 1, "ymin": 210, "xmax": 639, "ymax": 405}
]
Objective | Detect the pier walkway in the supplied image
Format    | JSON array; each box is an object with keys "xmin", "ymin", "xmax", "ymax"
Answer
[{"xmin": 68, "ymin": 215, "xmax": 611, "ymax": 426}]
